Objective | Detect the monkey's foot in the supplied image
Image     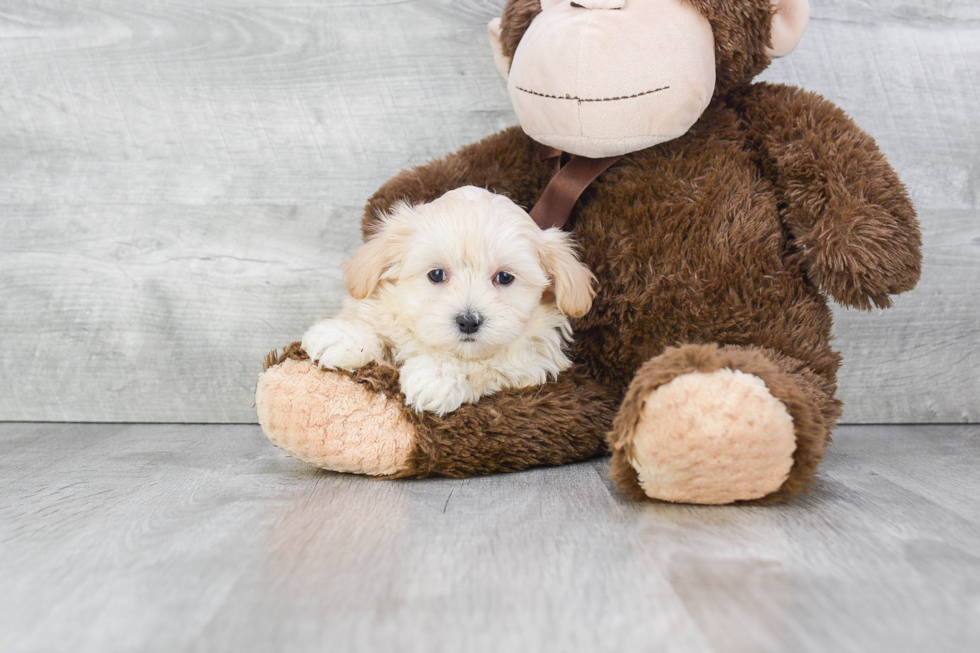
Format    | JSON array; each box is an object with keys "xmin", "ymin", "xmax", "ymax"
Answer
[
  {"xmin": 256, "ymin": 357, "xmax": 416, "ymax": 476},
  {"xmin": 609, "ymin": 344, "xmax": 829, "ymax": 504}
]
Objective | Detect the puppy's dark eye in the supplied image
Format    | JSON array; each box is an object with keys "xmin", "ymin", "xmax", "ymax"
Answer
[
  {"xmin": 427, "ymin": 269, "xmax": 447, "ymax": 283},
  {"xmin": 494, "ymin": 271, "xmax": 515, "ymax": 286}
]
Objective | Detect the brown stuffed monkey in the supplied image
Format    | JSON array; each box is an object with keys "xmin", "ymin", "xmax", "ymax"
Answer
[{"xmin": 256, "ymin": 0, "xmax": 921, "ymax": 504}]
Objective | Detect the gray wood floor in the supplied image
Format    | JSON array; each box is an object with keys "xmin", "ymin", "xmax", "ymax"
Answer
[
  {"xmin": 1, "ymin": 423, "xmax": 978, "ymax": 653},
  {"xmin": 1, "ymin": 1, "xmax": 978, "ymax": 424}
]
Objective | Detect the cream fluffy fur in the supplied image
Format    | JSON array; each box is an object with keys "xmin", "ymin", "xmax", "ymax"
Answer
[{"xmin": 301, "ymin": 186, "xmax": 595, "ymax": 415}]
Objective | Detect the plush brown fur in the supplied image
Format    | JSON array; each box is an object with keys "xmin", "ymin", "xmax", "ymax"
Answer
[
  {"xmin": 499, "ymin": 0, "xmax": 541, "ymax": 64},
  {"xmin": 264, "ymin": 0, "xmax": 920, "ymax": 502},
  {"xmin": 729, "ymin": 84, "xmax": 922, "ymax": 309},
  {"xmin": 356, "ymin": 79, "xmax": 918, "ymax": 500}
]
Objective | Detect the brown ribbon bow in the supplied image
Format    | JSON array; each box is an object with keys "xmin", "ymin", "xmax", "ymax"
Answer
[{"xmin": 529, "ymin": 145, "xmax": 621, "ymax": 230}]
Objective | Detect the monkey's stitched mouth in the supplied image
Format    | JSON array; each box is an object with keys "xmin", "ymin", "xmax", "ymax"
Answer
[{"xmin": 514, "ymin": 85, "xmax": 670, "ymax": 103}]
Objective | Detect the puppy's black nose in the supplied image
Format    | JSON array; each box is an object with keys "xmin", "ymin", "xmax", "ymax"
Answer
[{"xmin": 455, "ymin": 312, "xmax": 482, "ymax": 335}]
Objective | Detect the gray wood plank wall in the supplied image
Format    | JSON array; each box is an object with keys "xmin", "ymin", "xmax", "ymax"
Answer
[{"xmin": 0, "ymin": 0, "xmax": 977, "ymax": 423}]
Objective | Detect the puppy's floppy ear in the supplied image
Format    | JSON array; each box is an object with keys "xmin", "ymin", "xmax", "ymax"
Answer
[
  {"xmin": 343, "ymin": 208, "xmax": 412, "ymax": 299},
  {"xmin": 538, "ymin": 228, "xmax": 596, "ymax": 318}
]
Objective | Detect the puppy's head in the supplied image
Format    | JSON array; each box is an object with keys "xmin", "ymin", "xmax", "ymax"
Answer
[{"xmin": 344, "ymin": 186, "xmax": 595, "ymax": 359}]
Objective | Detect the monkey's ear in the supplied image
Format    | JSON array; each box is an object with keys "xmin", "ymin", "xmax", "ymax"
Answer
[
  {"xmin": 488, "ymin": 18, "xmax": 510, "ymax": 80},
  {"xmin": 767, "ymin": 0, "xmax": 809, "ymax": 59}
]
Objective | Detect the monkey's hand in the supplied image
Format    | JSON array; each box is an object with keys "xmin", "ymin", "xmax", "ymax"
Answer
[
  {"xmin": 792, "ymin": 196, "xmax": 921, "ymax": 310},
  {"xmin": 301, "ymin": 319, "xmax": 384, "ymax": 371},
  {"xmin": 735, "ymin": 83, "xmax": 922, "ymax": 310}
]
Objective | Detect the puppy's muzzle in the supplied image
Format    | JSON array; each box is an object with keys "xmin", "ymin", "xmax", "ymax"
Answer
[{"xmin": 455, "ymin": 311, "xmax": 482, "ymax": 335}]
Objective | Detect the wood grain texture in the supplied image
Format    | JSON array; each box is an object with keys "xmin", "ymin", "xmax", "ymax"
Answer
[
  {"xmin": 1, "ymin": 422, "xmax": 978, "ymax": 652},
  {"xmin": 0, "ymin": 0, "xmax": 977, "ymax": 422}
]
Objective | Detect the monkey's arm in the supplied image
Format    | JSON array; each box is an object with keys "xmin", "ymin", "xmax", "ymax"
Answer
[
  {"xmin": 734, "ymin": 83, "xmax": 922, "ymax": 310},
  {"xmin": 361, "ymin": 126, "xmax": 546, "ymax": 235}
]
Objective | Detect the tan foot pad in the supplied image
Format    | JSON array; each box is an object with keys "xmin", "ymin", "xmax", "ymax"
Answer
[
  {"xmin": 631, "ymin": 369, "xmax": 796, "ymax": 504},
  {"xmin": 256, "ymin": 359, "xmax": 416, "ymax": 475}
]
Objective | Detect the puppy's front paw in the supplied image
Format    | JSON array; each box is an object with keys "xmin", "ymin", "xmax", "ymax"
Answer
[
  {"xmin": 301, "ymin": 319, "xmax": 383, "ymax": 371},
  {"xmin": 399, "ymin": 356, "xmax": 475, "ymax": 416}
]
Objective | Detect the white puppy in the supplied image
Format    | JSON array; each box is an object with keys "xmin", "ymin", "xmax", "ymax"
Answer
[{"xmin": 301, "ymin": 186, "xmax": 596, "ymax": 415}]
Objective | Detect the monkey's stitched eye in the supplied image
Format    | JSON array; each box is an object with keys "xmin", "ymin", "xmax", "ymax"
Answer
[
  {"xmin": 427, "ymin": 269, "xmax": 447, "ymax": 283},
  {"xmin": 494, "ymin": 271, "xmax": 515, "ymax": 286}
]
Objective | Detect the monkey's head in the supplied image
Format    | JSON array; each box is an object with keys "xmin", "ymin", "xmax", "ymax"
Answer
[{"xmin": 488, "ymin": 0, "xmax": 809, "ymax": 157}]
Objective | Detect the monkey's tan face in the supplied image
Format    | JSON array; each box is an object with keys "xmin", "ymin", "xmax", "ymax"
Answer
[
  {"xmin": 505, "ymin": 0, "xmax": 717, "ymax": 158},
  {"xmin": 489, "ymin": 0, "xmax": 811, "ymax": 158}
]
